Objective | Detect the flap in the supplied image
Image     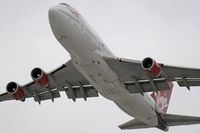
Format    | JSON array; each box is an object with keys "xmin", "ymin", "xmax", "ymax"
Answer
[
  {"xmin": 125, "ymin": 78, "xmax": 170, "ymax": 94},
  {"xmin": 176, "ymin": 78, "xmax": 200, "ymax": 87},
  {"xmin": 34, "ymin": 89, "xmax": 60, "ymax": 103},
  {"xmin": 64, "ymin": 85, "xmax": 98, "ymax": 100}
]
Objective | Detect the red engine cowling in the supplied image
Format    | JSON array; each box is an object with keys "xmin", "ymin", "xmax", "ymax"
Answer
[
  {"xmin": 31, "ymin": 68, "xmax": 49, "ymax": 87},
  {"xmin": 6, "ymin": 82, "xmax": 25, "ymax": 101},
  {"xmin": 141, "ymin": 57, "xmax": 161, "ymax": 78}
]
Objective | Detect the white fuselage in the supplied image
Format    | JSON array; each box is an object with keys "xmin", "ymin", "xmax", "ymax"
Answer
[{"xmin": 48, "ymin": 4, "xmax": 158, "ymax": 126}]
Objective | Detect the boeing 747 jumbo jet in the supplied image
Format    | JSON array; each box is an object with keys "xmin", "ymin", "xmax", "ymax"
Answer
[{"xmin": 1, "ymin": 3, "xmax": 200, "ymax": 131}]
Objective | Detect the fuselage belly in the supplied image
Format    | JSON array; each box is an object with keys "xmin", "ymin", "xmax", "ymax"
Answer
[{"xmin": 49, "ymin": 4, "xmax": 158, "ymax": 126}]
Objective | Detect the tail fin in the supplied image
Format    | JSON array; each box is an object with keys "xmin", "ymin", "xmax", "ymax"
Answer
[
  {"xmin": 151, "ymin": 82, "xmax": 174, "ymax": 113},
  {"xmin": 119, "ymin": 113, "xmax": 200, "ymax": 131}
]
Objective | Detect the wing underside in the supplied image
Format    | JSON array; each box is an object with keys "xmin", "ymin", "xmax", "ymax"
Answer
[
  {"xmin": 104, "ymin": 57, "xmax": 200, "ymax": 92},
  {"xmin": 1, "ymin": 56, "xmax": 200, "ymax": 103},
  {"xmin": 0, "ymin": 60, "xmax": 98, "ymax": 103}
]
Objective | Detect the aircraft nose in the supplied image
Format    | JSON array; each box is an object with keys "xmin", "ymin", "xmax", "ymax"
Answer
[
  {"xmin": 48, "ymin": 6, "xmax": 71, "ymax": 42},
  {"xmin": 48, "ymin": 5, "xmax": 71, "ymax": 28},
  {"xmin": 48, "ymin": 6, "xmax": 60, "ymax": 21},
  {"xmin": 48, "ymin": 6, "xmax": 63, "ymax": 35}
]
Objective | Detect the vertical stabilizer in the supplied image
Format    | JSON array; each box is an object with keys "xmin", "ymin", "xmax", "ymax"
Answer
[{"xmin": 151, "ymin": 82, "xmax": 174, "ymax": 113}]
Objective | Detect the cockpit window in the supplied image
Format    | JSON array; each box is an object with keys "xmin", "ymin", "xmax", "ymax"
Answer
[{"xmin": 59, "ymin": 3, "xmax": 69, "ymax": 7}]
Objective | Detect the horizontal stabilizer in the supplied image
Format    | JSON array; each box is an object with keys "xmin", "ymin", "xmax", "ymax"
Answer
[
  {"xmin": 119, "ymin": 119, "xmax": 152, "ymax": 130},
  {"xmin": 161, "ymin": 113, "xmax": 200, "ymax": 126},
  {"xmin": 119, "ymin": 114, "xmax": 200, "ymax": 131}
]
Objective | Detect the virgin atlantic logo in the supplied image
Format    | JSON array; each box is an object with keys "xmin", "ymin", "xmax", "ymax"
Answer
[{"xmin": 69, "ymin": 6, "xmax": 80, "ymax": 18}]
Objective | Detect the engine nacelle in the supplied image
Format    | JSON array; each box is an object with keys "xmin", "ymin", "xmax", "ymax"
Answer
[
  {"xmin": 31, "ymin": 67, "xmax": 49, "ymax": 87},
  {"xmin": 6, "ymin": 82, "xmax": 25, "ymax": 101},
  {"xmin": 141, "ymin": 57, "xmax": 161, "ymax": 78}
]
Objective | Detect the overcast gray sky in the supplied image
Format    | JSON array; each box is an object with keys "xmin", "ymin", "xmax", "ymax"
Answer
[{"xmin": 0, "ymin": 0, "xmax": 200, "ymax": 133}]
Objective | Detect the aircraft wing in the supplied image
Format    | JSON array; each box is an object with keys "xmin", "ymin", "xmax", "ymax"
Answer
[
  {"xmin": 0, "ymin": 93, "xmax": 13, "ymax": 101},
  {"xmin": 0, "ymin": 60, "xmax": 98, "ymax": 103},
  {"xmin": 104, "ymin": 57, "xmax": 200, "ymax": 93}
]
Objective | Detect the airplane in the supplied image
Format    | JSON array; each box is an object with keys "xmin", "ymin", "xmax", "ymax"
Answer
[{"xmin": 1, "ymin": 3, "xmax": 200, "ymax": 132}]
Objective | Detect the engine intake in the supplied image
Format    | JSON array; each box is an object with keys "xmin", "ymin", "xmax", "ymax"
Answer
[
  {"xmin": 142, "ymin": 57, "xmax": 161, "ymax": 78},
  {"xmin": 31, "ymin": 67, "xmax": 49, "ymax": 87},
  {"xmin": 6, "ymin": 82, "xmax": 25, "ymax": 101}
]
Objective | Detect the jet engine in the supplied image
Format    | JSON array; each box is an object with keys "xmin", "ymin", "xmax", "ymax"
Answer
[
  {"xmin": 31, "ymin": 68, "xmax": 49, "ymax": 87},
  {"xmin": 6, "ymin": 82, "xmax": 25, "ymax": 101},
  {"xmin": 141, "ymin": 57, "xmax": 161, "ymax": 78}
]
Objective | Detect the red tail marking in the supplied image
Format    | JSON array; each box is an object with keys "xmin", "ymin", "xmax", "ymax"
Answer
[{"xmin": 151, "ymin": 82, "xmax": 174, "ymax": 113}]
